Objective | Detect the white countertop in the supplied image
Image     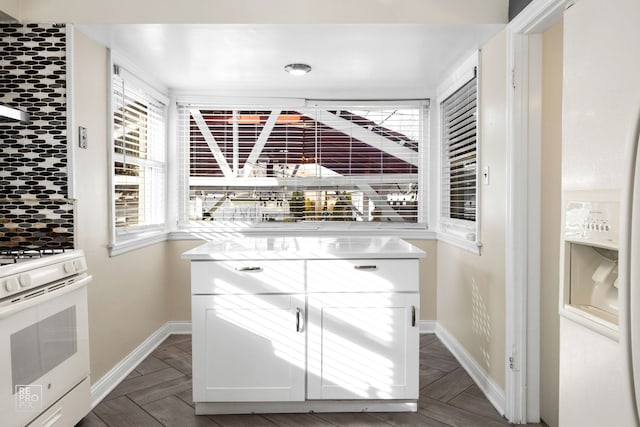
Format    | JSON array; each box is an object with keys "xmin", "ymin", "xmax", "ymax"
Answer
[{"xmin": 182, "ymin": 236, "xmax": 426, "ymax": 260}]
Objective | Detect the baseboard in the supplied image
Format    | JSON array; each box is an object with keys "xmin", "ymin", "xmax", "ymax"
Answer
[
  {"xmin": 435, "ymin": 324, "xmax": 506, "ymax": 416},
  {"xmin": 89, "ymin": 321, "xmax": 192, "ymax": 408},
  {"xmin": 419, "ymin": 320, "xmax": 437, "ymax": 333}
]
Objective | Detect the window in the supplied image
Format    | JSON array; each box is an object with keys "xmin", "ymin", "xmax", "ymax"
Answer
[
  {"xmin": 439, "ymin": 55, "xmax": 480, "ymax": 250},
  {"xmin": 111, "ymin": 65, "xmax": 167, "ymax": 244},
  {"xmin": 176, "ymin": 101, "xmax": 427, "ymax": 229}
]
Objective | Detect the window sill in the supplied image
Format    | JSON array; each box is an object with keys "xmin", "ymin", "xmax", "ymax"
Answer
[
  {"xmin": 109, "ymin": 231, "xmax": 169, "ymax": 256},
  {"xmin": 169, "ymin": 225, "xmax": 437, "ymax": 241},
  {"xmin": 437, "ymin": 232, "xmax": 482, "ymax": 255}
]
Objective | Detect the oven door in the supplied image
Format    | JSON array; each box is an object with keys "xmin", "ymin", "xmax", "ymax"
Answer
[{"xmin": 0, "ymin": 276, "xmax": 91, "ymax": 427}]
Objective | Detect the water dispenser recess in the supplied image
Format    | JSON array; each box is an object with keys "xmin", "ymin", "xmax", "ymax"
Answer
[
  {"xmin": 564, "ymin": 197, "xmax": 620, "ymax": 327},
  {"xmin": 568, "ymin": 243, "xmax": 619, "ymax": 325}
]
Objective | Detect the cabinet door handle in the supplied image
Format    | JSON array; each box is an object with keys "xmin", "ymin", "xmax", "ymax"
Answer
[
  {"xmin": 235, "ymin": 266, "xmax": 263, "ymax": 272},
  {"xmin": 296, "ymin": 307, "xmax": 304, "ymax": 333},
  {"xmin": 354, "ymin": 265, "xmax": 377, "ymax": 270},
  {"xmin": 411, "ymin": 306, "xmax": 416, "ymax": 327}
]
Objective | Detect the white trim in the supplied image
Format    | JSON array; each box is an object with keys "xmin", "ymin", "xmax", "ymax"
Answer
[
  {"xmin": 436, "ymin": 323, "xmax": 506, "ymax": 417},
  {"xmin": 505, "ymin": 0, "xmax": 569, "ymax": 423},
  {"xmin": 111, "ymin": 51, "xmax": 169, "ymax": 104},
  {"xmin": 436, "ymin": 51, "xmax": 479, "ymax": 101},
  {"xmin": 437, "ymin": 231, "xmax": 481, "ymax": 255},
  {"xmin": 419, "ymin": 320, "xmax": 437, "ymax": 334},
  {"xmin": 109, "ymin": 231, "xmax": 168, "ymax": 256},
  {"xmin": 436, "ymin": 51, "xmax": 482, "ymax": 250},
  {"xmin": 90, "ymin": 321, "xmax": 191, "ymax": 408},
  {"xmin": 195, "ymin": 400, "xmax": 416, "ymax": 415}
]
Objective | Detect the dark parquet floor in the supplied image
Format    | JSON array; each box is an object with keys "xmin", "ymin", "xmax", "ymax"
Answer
[{"xmin": 78, "ymin": 334, "xmax": 548, "ymax": 427}]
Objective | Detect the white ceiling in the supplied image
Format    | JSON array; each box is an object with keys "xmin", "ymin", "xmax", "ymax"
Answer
[{"xmin": 77, "ymin": 24, "xmax": 504, "ymax": 99}]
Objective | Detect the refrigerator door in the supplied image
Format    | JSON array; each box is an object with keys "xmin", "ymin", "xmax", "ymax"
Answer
[{"xmin": 623, "ymin": 108, "xmax": 640, "ymax": 425}]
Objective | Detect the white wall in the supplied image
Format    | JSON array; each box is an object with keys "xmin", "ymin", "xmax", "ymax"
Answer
[{"xmin": 437, "ymin": 28, "xmax": 507, "ymax": 390}]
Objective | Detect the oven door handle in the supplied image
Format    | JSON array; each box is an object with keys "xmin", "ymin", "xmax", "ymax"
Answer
[{"xmin": 0, "ymin": 274, "xmax": 92, "ymax": 320}]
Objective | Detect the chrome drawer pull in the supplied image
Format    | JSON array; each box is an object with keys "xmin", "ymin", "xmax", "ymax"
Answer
[
  {"xmin": 236, "ymin": 266, "xmax": 263, "ymax": 272},
  {"xmin": 296, "ymin": 307, "xmax": 304, "ymax": 332},
  {"xmin": 411, "ymin": 306, "xmax": 416, "ymax": 327},
  {"xmin": 354, "ymin": 265, "xmax": 377, "ymax": 271}
]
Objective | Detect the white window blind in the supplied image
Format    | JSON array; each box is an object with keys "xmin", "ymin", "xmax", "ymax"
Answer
[
  {"xmin": 112, "ymin": 67, "xmax": 167, "ymax": 235},
  {"xmin": 177, "ymin": 101, "xmax": 427, "ymax": 228},
  {"xmin": 441, "ymin": 73, "xmax": 477, "ymax": 223}
]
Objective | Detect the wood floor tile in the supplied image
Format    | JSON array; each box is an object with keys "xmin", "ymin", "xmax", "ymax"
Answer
[
  {"xmin": 127, "ymin": 375, "xmax": 193, "ymax": 406},
  {"xmin": 135, "ymin": 354, "xmax": 171, "ymax": 375},
  {"xmin": 420, "ymin": 333, "xmax": 439, "ymax": 348},
  {"xmin": 314, "ymin": 412, "xmax": 393, "ymax": 426},
  {"xmin": 104, "ymin": 367, "xmax": 185, "ymax": 401},
  {"xmin": 419, "ymin": 366, "xmax": 450, "ymax": 389},
  {"xmin": 142, "ymin": 395, "xmax": 219, "ymax": 427},
  {"xmin": 418, "ymin": 396, "xmax": 508, "ymax": 427},
  {"xmin": 152, "ymin": 344, "xmax": 193, "ymax": 376},
  {"xmin": 369, "ymin": 411, "xmax": 453, "ymax": 426},
  {"xmin": 263, "ymin": 413, "xmax": 336, "ymax": 427},
  {"xmin": 207, "ymin": 414, "xmax": 277, "ymax": 427},
  {"xmin": 420, "ymin": 367, "xmax": 475, "ymax": 402},
  {"xmin": 448, "ymin": 385, "xmax": 505, "ymax": 422},
  {"xmin": 76, "ymin": 412, "xmax": 108, "ymax": 427},
  {"xmin": 93, "ymin": 396, "xmax": 163, "ymax": 427},
  {"xmin": 85, "ymin": 334, "xmax": 549, "ymax": 427}
]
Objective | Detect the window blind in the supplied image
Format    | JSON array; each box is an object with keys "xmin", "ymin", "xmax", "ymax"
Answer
[
  {"xmin": 177, "ymin": 102, "xmax": 426, "ymax": 227},
  {"xmin": 112, "ymin": 69, "xmax": 167, "ymax": 233},
  {"xmin": 441, "ymin": 74, "xmax": 477, "ymax": 222}
]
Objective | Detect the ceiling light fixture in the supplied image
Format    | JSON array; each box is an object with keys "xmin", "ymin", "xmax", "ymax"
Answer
[{"xmin": 284, "ymin": 63, "xmax": 312, "ymax": 76}]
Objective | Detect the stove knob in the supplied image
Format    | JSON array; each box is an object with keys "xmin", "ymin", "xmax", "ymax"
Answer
[
  {"xmin": 5, "ymin": 277, "xmax": 19, "ymax": 292},
  {"xmin": 18, "ymin": 274, "xmax": 31, "ymax": 288},
  {"xmin": 64, "ymin": 261, "xmax": 77, "ymax": 274},
  {"xmin": 73, "ymin": 258, "xmax": 87, "ymax": 272}
]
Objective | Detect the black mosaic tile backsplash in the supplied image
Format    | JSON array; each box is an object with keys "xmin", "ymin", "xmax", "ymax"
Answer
[{"xmin": 0, "ymin": 23, "xmax": 73, "ymax": 250}]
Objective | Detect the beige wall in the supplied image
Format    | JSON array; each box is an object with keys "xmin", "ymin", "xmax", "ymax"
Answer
[
  {"xmin": 73, "ymin": 29, "xmax": 172, "ymax": 383},
  {"xmin": 17, "ymin": 0, "xmax": 507, "ymax": 24},
  {"xmin": 0, "ymin": 0, "xmax": 20, "ymax": 20},
  {"xmin": 437, "ymin": 29, "xmax": 507, "ymax": 389},
  {"xmin": 539, "ymin": 20, "xmax": 563, "ymax": 427}
]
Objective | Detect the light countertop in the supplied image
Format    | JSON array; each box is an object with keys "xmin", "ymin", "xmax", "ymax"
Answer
[{"xmin": 182, "ymin": 236, "xmax": 426, "ymax": 260}]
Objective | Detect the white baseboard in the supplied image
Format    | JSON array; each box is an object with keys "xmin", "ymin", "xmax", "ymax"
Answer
[
  {"xmin": 435, "ymin": 324, "xmax": 506, "ymax": 417},
  {"xmin": 89, "ymin": 321, "xmax": 192, "ymax": 408},
  {"xmin": 419, "ymin": 320, "xmax": 437, "ymax": 333}
]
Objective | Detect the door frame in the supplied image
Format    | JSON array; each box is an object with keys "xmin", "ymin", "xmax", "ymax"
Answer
[{"xmin": 505, "ymin": 0, "xmax": 570, "ymax": 423}]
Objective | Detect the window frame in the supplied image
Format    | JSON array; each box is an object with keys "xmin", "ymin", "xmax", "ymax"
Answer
[
  {"xmin": 437, "ymin": 52, "xmax": 482, "ymax": 254},
  {"xmin": 174, "ymin": 97, "xmax": 431, "ymax": 234},
  {"xmin": 108, "ymin": 53, "xmax": 169, "ymax": 256}
]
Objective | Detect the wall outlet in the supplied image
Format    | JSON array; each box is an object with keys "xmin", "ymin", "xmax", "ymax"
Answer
[{"xmin": 79, "ymin": 126, "xmax": 88, "ymax": 149}]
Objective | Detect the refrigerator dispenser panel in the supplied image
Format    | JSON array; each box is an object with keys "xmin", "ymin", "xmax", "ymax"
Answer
[{"xmin": 563, "ymin": 198, "xmax": 620, "ymax": 328}]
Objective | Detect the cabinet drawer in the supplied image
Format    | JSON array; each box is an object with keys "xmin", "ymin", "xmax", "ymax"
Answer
[
  {"xmin": 307, "ymin": 259, "xmax": 418, "ymax": 292},
  {"xmin": 192, "ymin": 260, "xmax": 305, "ymax": 294}
]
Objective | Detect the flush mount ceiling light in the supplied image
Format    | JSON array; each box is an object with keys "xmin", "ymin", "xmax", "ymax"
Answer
[{"xmin": 284, "ymin": 63, "xmax": 312, "ymax": 76}]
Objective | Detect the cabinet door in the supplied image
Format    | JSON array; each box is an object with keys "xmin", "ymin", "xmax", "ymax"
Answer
[
  {"xmin": 307, "ymin": 293, "xmax": 419, "ymax": 400},
  {"xmin": 192, "ymin": 294, "xmax": 306, "ymax": 402}
]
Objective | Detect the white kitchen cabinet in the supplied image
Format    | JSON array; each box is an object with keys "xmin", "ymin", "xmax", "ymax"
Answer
[
  {"xmin": 307, "ymin": 292, "xmax": 419, "ymax": 400},
  {"xmin": 192, "ymin": 293, "xmax": 306, "ymax": 402},
  {"xmin": 184, "ymin": 237, "xmax": 425, "ymax": 414}
]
